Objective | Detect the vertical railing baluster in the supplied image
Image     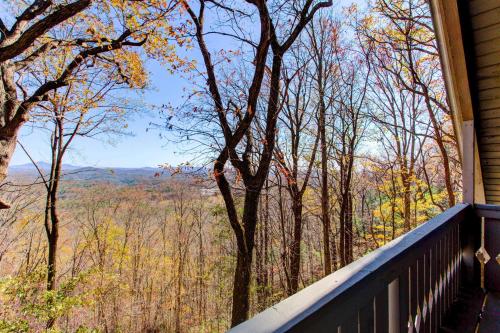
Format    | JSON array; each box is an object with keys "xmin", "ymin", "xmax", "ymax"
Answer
[
  {"xmin": 443, "ymin": 232, "xmax": 449, "ymax": 313},
  {"xmin": 457, "ymin": 220, "xmax": 463, "ymax": 296},
  {"xmin": 451, "ymin": 226, "xmax": 456, "ymax": 304},
  {"xmin": 457, "ymin": 224, "xmax": 460, "ymax": 295},
  {"xmin": 457, "ymin": 221, "xmax": 461, "ymax": 298},
  {"xmin": 439, "ymin": 236, "xmax": 445, "ymax": 327},
  {"xmin": 359, "ymin": 299, "xmax": 375, "ymax": 333},
  {"xmin": 432, "ymin": 245, "xmax": 439, "ymax": 333},
  {"xmin": 399, "ymin": 268, "xmax": 410, "ymax": 333},
  {"xmin": 410, "ymin": 262, "xmax": 417, "ymax": 332},
  {"xmin": 389, "ymin": 279, "xmax": 400, "ymax": 333},
  {"xmin": 443, "ymin": 236, "xmax": 448, "ymax": 327},
  {"xmin": 340, "ymin": 312, "xmax": 358, "ymax": 333},
  {"xmin": 430, "ymin": 246, "xmax": 436, "ymax": 333},
  {"xmin": 435, "ymin": 239, "xmax": 442, "ymax": 331},
  {"xmin": 452, "ymin": 224, "xmax": 458, "ymax": 302},
  {"xmin": 423, "ymin": 251, "xmax": 431, "ymax": 333},
  {"xmin": 450, "ymin": 226, "xmax": 455, "ymax": 304},
  {"xmin": 457, "ymin": 223, "xmax": 460, "ymax": 295},
  {"xmin": 450, "ymin": 229, "xmax": 454, "ymax": 305},
  {"xmin": 417, "ymin": 256, "xmax": 425, "ymax": 332},
  {"xmin": 375, "ymin": 285, "xmax": 389, "ymax": 333},
  {"xmin": 447, "ymin": 230, "xmax": 452, "ymax": 311},
  {"xmin": 446, "ymin": 230, "xmax": 452, "ymax": 313}
]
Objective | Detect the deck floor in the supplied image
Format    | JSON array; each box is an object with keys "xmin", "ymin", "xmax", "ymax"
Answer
[
  {"xmin": 441, "ymin": 289, "xmax": 500, "ymax": 333},
  {"xmin": 479, "ymin": 292, "xmax": 500, "ymax": 333}
]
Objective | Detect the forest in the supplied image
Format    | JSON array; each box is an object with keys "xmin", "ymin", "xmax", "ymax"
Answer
[{"xmin": 0, "ymin": 0, "xmax": 461, "ymax": 332}]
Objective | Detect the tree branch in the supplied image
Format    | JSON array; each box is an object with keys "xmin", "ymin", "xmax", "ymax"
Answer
[{"xmin": 0, "ymin": 0, "xmax": 91, "ymax": 62}]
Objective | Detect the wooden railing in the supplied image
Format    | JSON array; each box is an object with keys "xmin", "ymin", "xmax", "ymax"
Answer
[
  {"xmin": 229, "ymin": 204, "xmax": 482, "ymax": 333},
  {"xmin": 475, "ymin": 204, "xmax": 500, "ymax": 292}
]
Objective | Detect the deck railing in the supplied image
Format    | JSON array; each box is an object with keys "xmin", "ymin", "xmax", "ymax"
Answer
[
  {"xmin": 229, "ymin": 203, "xmax": 484, "ymax": 333},
  {"xmin": 475, "ymin": 204, "xmax": 500, "ymax": 291}
]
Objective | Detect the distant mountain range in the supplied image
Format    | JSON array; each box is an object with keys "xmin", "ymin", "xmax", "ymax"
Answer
[
  {"xmin": 8, "ymin": 162, "xmax": 208, "ymax": 185},
  {"xmin": 10, "ymin": 162, "xmax": 81, "ymax": 172}
]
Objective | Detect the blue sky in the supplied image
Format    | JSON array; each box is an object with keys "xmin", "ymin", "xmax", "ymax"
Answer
[
  {"xmin": 10, "ymin": 4, "xmax": 225, "ymax": 168},
  {"xmin": 12, "ymin": 60, "xmax": 190, "ymax": 168},
  {"xmin": 11, "ymin": 0, "xmax": 358, "ymax": 168}
]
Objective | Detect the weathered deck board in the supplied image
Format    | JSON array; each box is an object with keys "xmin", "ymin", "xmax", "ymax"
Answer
[
  {"xmin": 479, "ymin": 292, "xmax": 500, "ymax": 332},
  {"xmin": 440, "ymin": 287, "xmax": 485, "ymax": 333}
]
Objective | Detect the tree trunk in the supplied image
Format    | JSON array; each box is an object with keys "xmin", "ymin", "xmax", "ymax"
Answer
[
  {"xmin": 402, "ymin": 173, "xmax": 411, "ymax": 232},
  {"xmin": 0, "ymin": 131, "xmax": 19, "ymax": 209},
  {"xmin": 230, "ymin": 190, "xmax": 259, "ymax": 327},
  {"xmin": 339, "ymin": 201, "xmax": 345, "ymax": 267},
  {"xmin": 256, "ymin": 200, "xmax": 265, "ymax": 310},
  {"xmin": 319, "ymin": 98, "xmax": 332, "ymax": 275},
  {"xmin": 46, "ymin": 201, "xmax": 59, "ymax": 291},
  {"xmin": 231, "ymin": 249, "xmax": 253, "ymax": 327},
  {"xmin": 345, "ymin": 191, "xmax": 353, "ymax": 264},
  {"xmin": 256, "ymin": 182, "xmax": 270, "ymax": 310},
  {"xmin": 288, "ymin": 198, "xmax": 303, "ymax": 295},
  {"xmin": 174, "ymin": 255, "xmax": 183, "ymax": 333},
  {"xmin": 339, "ymin": 190, "xmax": 354, "ymax": 266},
  {"xmin": 420, "ymin": 87, "xmax": 456, "ymax": 207},
  {"xmin": 45, "ymin": 119, "xmax": 64, "ymax": 329},
  {"xmin": 263, "ymin": 181, "xmax": 270, "ymax": 303},
  {"xmin": 46, "ymin": 186, "xmax": 60, "ymax": 329},
  {"xmin": 0, "ymin": 63, "xmax": 21, "ymax": 208}
]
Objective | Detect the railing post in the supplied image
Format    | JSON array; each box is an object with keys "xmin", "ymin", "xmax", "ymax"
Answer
[
  {"xmin": 461, "ymin": 121, "xmax": 481, "ymax": 288},
  {"xmin": 462, "ymin": 121, "xmax": 475, "ymax": 204},
  {"xmin": 461, "ymin": 207, "xmax": 481, "ymax": 287}
]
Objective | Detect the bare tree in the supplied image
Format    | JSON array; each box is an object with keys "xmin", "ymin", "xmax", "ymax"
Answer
[
  {"xmin": 183, "ymin": 0, "xmax": 332, "ymax": 325},
  {"xmin": 274, "ymin": 44, "xmax": 319, "ymax": 294},
  {"xmin": 307, "ymin": 16, "xmax": 340, "ymax": 274},
  {"xmin": 19, "ymin": 53, "xmax": 136, "ymax": 327}
]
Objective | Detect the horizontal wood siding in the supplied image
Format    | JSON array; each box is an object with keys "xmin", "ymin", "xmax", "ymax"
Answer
[
  {"xmin": 469, "ymin": 0, "xmax": 500, "ymax": 16},
  {"xmin": 470, "ymin": 0, "xmax": 500, "ymax": 204}
]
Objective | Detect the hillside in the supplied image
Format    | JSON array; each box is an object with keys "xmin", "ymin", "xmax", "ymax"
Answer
[{"xmin": 8, "ymin": 163, "xmax": 208, "ymax": 185}]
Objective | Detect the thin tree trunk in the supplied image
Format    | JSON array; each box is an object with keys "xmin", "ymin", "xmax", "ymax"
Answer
[
  {"xmin": 345, "ymin": 191, "xmax": 353, "ymax": 264},
  {"xmin": 402, "ymin": 173, "xmax": 411, "ymax": 232},
  {"xmin": 420, "ymin": 86, "xmax": 455, "ymax": 207},
  {"xmin": 46, "ymin": 159, "xmax": 62, "ymax": 329},
  {"xmin": 288, "ymin": 198, "xmax": 303, "ymax": 295},
  {"xmin": 319, "ymin": 96, "xmax": 332, "ymax": 275},
  {"xmin": 46, "ymin": 200, "xmax": 59, "ymax": 291}
]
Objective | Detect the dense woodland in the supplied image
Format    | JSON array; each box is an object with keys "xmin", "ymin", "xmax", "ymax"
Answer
[{"xmin": 0, "ymin": 0, "xmax": 461, "ymax": 332}]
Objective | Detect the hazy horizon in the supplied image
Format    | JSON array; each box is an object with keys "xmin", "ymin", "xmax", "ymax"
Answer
[{"xmin": 8, "ymin": 161, "xmax": 202, "ymax": 169}]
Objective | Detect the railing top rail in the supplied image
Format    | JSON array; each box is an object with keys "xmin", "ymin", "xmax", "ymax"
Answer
[
  {"xmin": 475, "ymin": 204, "xmax": 500, "ymax": 219},
  {"xmin": 229, "ymin": 203, "xmax": 471, "ymax": 333}
]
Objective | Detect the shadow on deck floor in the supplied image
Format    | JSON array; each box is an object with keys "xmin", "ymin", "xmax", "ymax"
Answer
[{"xmin": 441, "ymin": 289, "xmax": 500, "ymax": 332}]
